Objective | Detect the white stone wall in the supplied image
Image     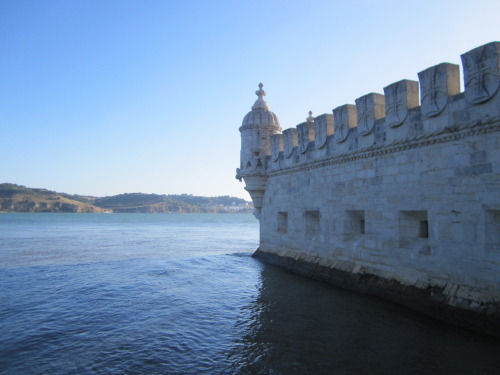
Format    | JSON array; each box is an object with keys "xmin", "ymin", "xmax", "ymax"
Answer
[{"xmin": 256, "ymin": 42, "xmax": 500, "ymax": 314}]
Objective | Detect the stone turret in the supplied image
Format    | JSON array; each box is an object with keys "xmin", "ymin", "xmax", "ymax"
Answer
[
  {"xmin": 245, "ymin": 41, "xmax": 500, "ymax": 337},
  {"xmin": 236, "ymin": 83, "xmax": 282, "ymax": 218}
]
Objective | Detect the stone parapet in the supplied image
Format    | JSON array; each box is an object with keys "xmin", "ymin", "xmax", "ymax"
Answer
[
  {"xmin": 247, "ymin": 41, "xmax": 500, "ymax": 337},
  {"xmin": 268, "ymin": 41, "xmax": 500, "ymax": 173}
]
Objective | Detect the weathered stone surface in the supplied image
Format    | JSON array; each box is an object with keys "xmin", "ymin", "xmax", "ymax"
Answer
[
  {"xmin": 461, "ymin": 42, "xmax": 500, "ymax": 104},
  {"xmin": 237, "ymin": 42, "xmax": 500, "ymax": 337},
  {"xmin": 297, "ymin": 114, "xmax": 315, "ymax": 154},
  {"xmin": 271, "ymin": 134, "xmax": 283, "ymax": 161},
  {"xmin": 384, "ymin": 80, "xmax": 419, "ymax": 128},
  {"xmin": 418, "ymin": 63, "xmax": 460, "ymax": 117},
  {"xmin": 333, "ymin": 104, "xmax": 357, "ymax": 143},
  {"xmin": 355, "ymin": 93, "xmax": 385, "ymax": 135},
  {"xmin": 253, "ymin": 249, "xmax": 500, "ymax": 337},
  {"xmin": 283, "ymin": 128, "xmax": 298, "ymax": 158},
  {"xmin": 314, "ymin": 113, "xmax": 334, "ymax": 149}
]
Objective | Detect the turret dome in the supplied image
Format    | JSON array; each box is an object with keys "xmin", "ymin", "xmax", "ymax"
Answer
[{"xmin": 241, "ymin": 83, "xmax": 281, "ymax": 129}]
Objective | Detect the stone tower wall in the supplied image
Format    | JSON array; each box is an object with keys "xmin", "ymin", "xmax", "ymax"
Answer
[{"xmin": 251, "ymin": 41, "xmax": 500, "ymax": 336}]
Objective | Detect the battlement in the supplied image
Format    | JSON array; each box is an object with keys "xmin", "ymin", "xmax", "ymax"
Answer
[
  {"xmin": 267, "ymin": 41, "xmax": 500, "ymax": 175},
  {"xmin": 238, "ymin": 41, "xmax": 500, "ymax": 337}
]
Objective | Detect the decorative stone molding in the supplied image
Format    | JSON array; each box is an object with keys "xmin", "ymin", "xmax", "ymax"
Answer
[
  {"xmin": 355, "ymin": 93, "xmax": 385, "ymax": 135},
  {"xmin": 271, "ymin": 134, "xmax": 283, "ymax": 161},
  {"xmin": 418, "ymin": 63, "xmax": 460, "ymax": 117},
  {"xmin": 383, "ymin": 80, "xmax": 419, "ymax": 128},
  {"xmin": 283, "ymin": 128, "xmax": 298, "ymax": 158},
  {"xmin": 314, "ymin": 114, "xmax": 334, "ymax": 149},
  {"xmin": 461, "ymin": 42, "xmax": 500, "ymax": 104},
  {"xmin": 268, "ymin": 116, "xmax": 500, "ymax": 177},
  {"xmin": 297, "ymin": 112, "xmax": 315, "ymax": 154},
  {"xmin": 333, "ymin": 104, "xmax": 357, "ymax": 143}
]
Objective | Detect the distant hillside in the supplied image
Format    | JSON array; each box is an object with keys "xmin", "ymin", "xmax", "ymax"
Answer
[
  {"xmin": 0, "ymin": 183, "xmax": 106, "ymax": 213},
  {"xmin": 93, "ymin": 193, "xmax": 249, "ymax": 213},
  {"xmin": 0, "ymin": 183, "xmax": 252, "ymax": 213}
]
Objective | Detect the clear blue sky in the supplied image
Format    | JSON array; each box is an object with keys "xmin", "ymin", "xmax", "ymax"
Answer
[{"xmin": 1, "ymin": 0, "xmax": 498, "ymax": 199}]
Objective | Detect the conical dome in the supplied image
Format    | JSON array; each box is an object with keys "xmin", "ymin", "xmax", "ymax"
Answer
[{"xmin": 241, "ymin": 83, "xmax": 281, "ymax": 129}]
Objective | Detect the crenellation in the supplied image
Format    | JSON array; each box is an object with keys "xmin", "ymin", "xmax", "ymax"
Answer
[
  {"xmin": 283, "ymin": 128, "xmax": 298, "ymax": 159},
  {"xmin": 356, "ymin": 93, "xmax": 386, "ymax": 136},
  {"xmin": 383, "ymin": 79, "xmax": 419, "ymax": 128},
  {"xmin": 333, "ymin": 104, "xmax": 357, "ymax": 143},
  {"xmin": 271, "ymin": 133, "xmax": 283, "ymax": 162},
  {"xmin": 314, "ymin": 113, "xmax": 334, "ymax": 149},
  {"xmin": 258, "ymin": 42, "xmax": 500, "ymax": 176},
  {"xmin": 461, "ymin": 41, "xmax": 500, "ymax": 105},
  {"xmin": 237, "ymin": 41, "xmax": 500, "ymax": 337},
  {"xmin": 418, "ymin": 63, "xmax": 460, "ymax": 118},
  {"xmin": 297, "ymin": 118, "xmax": 315, "ymax": 154}
]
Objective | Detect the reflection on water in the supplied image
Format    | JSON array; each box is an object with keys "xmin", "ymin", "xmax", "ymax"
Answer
[
  {"xmin": 1, "ymin": 214, "xmax": 499, "ymax": 374},
  {"xmin": 225, "ymin": 263, "xmax": 500, "ymax": 375}
]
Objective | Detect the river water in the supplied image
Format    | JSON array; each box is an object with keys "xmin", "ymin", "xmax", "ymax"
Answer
[{"xmin": 0, "ymin": 213, "xmax": 499, "ymax": 374}]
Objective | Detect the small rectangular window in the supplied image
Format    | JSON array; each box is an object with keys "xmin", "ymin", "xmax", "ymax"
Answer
[
  {"xmin": 419, "ymin": 220, "xmax": 429, "ymax": 238},
  {"xmin": 485, "ymin": 209, "xmax": 500, "ymax": 252},
  {"xmin": 304, "ymin": 210, "xmax": 320, "ymax": 239},
  {"xmin": 344, "ymin": 210, "xmax": 365, "ymax": 239},
  {"xmin": 399, "ymin": 210, "xmax": 429, "ymax": 250},
  {"xmin": 277, "ymin": 212, "xmax": 288, "ymax": 234}
]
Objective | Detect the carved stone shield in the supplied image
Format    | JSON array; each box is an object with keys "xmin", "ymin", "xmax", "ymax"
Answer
[
  {"xmin": 333, "ymin": 105, "xmax": 356, "ymax": 143},
  {"xmin": 271, "ymin": 134, "xmax": 283, "ymax": 161},
  {"xmin": 283, "ymin": 128, "xmax": 297, "ymax": 158},
  {"xmin": 461, "ymin": 42, "xmax": 500, "ymax": 104},
  {"xmin": 297, "ymin": 122, "xmax": 311, "ymax": 154},
  {"xmin": 384, "ymin": 80, "xmax": 419, "ymax": 128},
  {"xmin": 355, "ymin": 93, "xmax": 385, "ymax": 136},
  {"xmin": 418, "ymin": 63, "xmax": 459, "ymax": 117},
  {"xmin": 314, "ymin": 114, "xmax": 333, "ymax": 149}
]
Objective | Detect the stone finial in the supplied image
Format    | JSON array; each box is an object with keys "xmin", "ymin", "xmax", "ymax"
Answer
[
  {"xmin": 333, "ymin": 104, "xmax": 357, "ymax": 143},
  {"xmin": 383, "ymin": 80, "xmax": 419, "ymax": 128},
  {"xmin": 418, "ymin": 63, "xmax": 460, "ymax": 117},
  {"xmin": 461, "ymin": 42, "xmax": 500, "ymax": 104},
  {"xmin": 355, "ymin": 93, "xmax": 385, "ymax": 136},
  {"xmin": 307, "ymin": 111, "xmax": 315, "ymax": 123},
  {"xmin": 252, "ymin": 82, "xmax": 270, "ymax": 110}
]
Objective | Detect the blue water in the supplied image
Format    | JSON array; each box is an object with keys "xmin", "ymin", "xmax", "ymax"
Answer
[{"xmin": 1, "ymin": 213, "xmax": 499, "ymax": 374}]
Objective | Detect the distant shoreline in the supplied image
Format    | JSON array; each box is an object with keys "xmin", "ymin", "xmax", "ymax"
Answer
[{"xmin": 0, "ymin": 183, "xmax": 253, "ymax": 214}]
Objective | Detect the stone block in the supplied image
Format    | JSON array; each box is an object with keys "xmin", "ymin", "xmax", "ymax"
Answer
[
  {"xmin": 470, "ymin": 150, "xmax": 487, "ymax": 164},
  {"xmin": 271, "ymin": 134, "xmax": 283, "ymax": 161},
  {"xmin": 283, "ymin": 128, "xmax": 298, "ymax": 158},
  {"xmin": 355, "ymin": 93, "xmax": 386, "ymax": 135},
  {"xmin": 314, "ymin": 113, "xmax": 334, "ymax": 149},
  {"xmin": 418, "ymin": 63, "xmax": 460, "ymax": 117},
  {"xmin": 383, "ymin": 79, "xmax": 419, "ymax": 128},
  {"xmin": 333, "ymin": 104, "xmax": 357, "ymax": 143},
  {"xmin": 297, "ymin": 121, "xmax": 314, "ymax": 154},
  {"xmin": 461, "ymin": 41, "xmax": 500, "ymax": 104}
]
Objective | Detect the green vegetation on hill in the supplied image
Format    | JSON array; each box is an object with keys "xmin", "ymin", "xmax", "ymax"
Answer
[
  {"xmin": 0, "ymin": 183, "xmax": 252, "ymax": 213},
  {"xmin": 0, "ymin": 183, "xmax": 105, "ymax": 213}
]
